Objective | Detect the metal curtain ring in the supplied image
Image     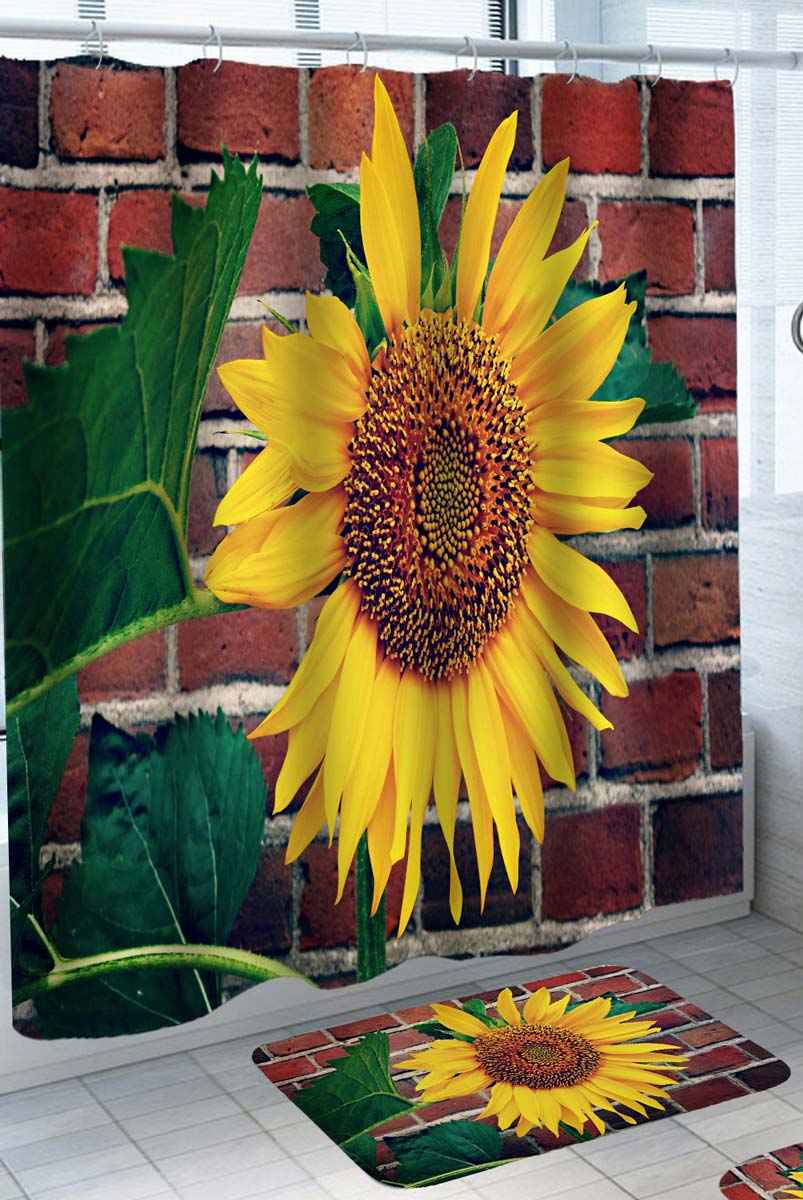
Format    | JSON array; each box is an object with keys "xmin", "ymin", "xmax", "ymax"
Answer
[
  {"xmin": 714, "ymin": 48, "xmax": 739, "ymax": 87},
  {"xmin": 203, "ymin": 25, "xmax": 223, "ymax": 73},
  {"xmin": 456, "ymin": 35, "xmax": 479, "ymax": 80},
  {"xmin": 347, "ymin": 31, "xmax": 368, "ymax": 72},
  {"xmin": 566, "ymin": 41, "xmax": 579, "ymax": 84},
  {"xmin": 639, "ymin": 43, "xmax": 663, "ymax": 87},
  {"xmin": 792, "ymin": 301, "xmax": 803, "ymax": 355},
  {"xmin": 87, "ymin": 20, "xmax": 105, "ymax": 69}
]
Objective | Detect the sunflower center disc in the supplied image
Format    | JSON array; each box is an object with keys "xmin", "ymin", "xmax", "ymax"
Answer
[
  {"xmin": 475, "ymin": 1023, "xmax": 601, "ymax": 1089},
  {"xmin": 342, "ymin": 315, "xmax": 533, "ymax": 680}
]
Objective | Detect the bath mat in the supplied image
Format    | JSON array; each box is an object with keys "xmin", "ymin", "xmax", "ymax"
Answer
[
  {"xmin": 253, "ymin": 964, "xmax": 790, "ymax": 1187},
  {"xmin": 720, "ymin": 1145, "xmax": 803, "ymax": 1199}
]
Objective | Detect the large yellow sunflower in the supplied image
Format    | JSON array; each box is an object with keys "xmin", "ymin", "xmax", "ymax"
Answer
[
  {"xmin": 396, "ymin": 987, "xmax": 687, "ymax": 1138},
  {"xmin": 204, "ymin": 76, "xmax": 652, "ymax": 934},
  {"xmin": 783, "ymin": 1170, "xmax": 803, "ymax": 1198}
]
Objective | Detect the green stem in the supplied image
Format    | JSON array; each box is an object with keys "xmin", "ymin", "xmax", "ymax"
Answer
[
  {"xmin": 8, "ymin": 587, "xmax": 241, "ymax": 718},
  {"xmin": 355, "ymin": 832, "xmax": 387, "ymax": 982},
  {"xmin": 12, "ymin": 941, "xmax": 316, "ymax": 1006}
]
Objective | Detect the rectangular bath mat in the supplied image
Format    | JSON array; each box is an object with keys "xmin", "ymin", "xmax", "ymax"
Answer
[
  {"xmin": 253, "ymin": 965, "xmax": 790, "ymax": 1188},
  {"xmin": 721, "ymin": 1144, "xmax": 803, "ymax": 1199}
]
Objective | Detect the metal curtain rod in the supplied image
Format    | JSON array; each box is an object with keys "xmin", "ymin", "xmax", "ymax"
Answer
[{"xmin": 0, "ymin": 20, "xmax": 801, "ymax": 71}]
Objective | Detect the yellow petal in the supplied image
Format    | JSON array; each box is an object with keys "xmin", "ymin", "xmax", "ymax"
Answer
[
  {"xmin": 360, "ymin": 151, "xmax": 408, "ymax": 339},
  {"xmin": 215, "ymin": 444, "xmax": 295, "ymax": 526},
  {"xmin": 433, "ymin": 680, "xmax": 463, "ymax": 925},
  {"xmin": 275, "ymin": 676, "xmax": 338, "ymax": 813},
  {"xmin": 512, "ymin": 284, "xmax": 636, "ymax": 410},
  {"xmin": 252, "ymin": 580, "xmax": 359, "ymax": 737},
  {"xmin": 430, "ymin": 1002, "xmax": 490, "ymax": 1038},
  {"xmin": 216, "ymin": 358, "xmax": 272, "ymax": 431},
  {"xmin": 484, "ymin": 158, "xmax": 570, "ymax": 333},
  {"xmin": 260, "ymin": 328, "xmax": 365, "ymax": 420},
  {"xmin": 499, "ymin": 699, "xmax": 545, "ymax": 841},
  {"xmin": 204, "ymin": 488, "xmax": 346, "ymax": 609},
  {"xmin": 481, "ymin": 1081, "xmax": 513, "ymax": 1118},
  {"xmin": 495, "ymin": 988, "xmax": 522, "ymax": 1026},
  {"xmin": 529, "ymin": 525, "xmax": 638, "ymax": 631},
  {"xmin": 468, "ymin": 660, "xmax": 519, "ymax": 891},
  {"xmin": 455, "ymin": 111, "xmax": 518, "ymax": 322},
  {"xmin": 532, "ymin": 440, "xmax": 653, "ymax": 501},
  {"xmin": 532, "ymin": 492, "xmax": 647, "ymax": 536},
  {"xmin": 397, "ymin": 676, "xmax": 438, "ymax": 935},
  {"xmin": 532, "ymin": 397, "xmax": 646, "ymax": 444},
  {"xmin": 285, "ymin": 768, "xmax": 326, "ymax": 862},
  {"xmin": 522, "ymin": 988, "xmax": 550, "ymax": 1023},
  {"xmin": 520, "ymin": 568, "xmax": 627, "ymax": 698},
  {"xmin": 450, "ymin": 671, "xmax": 495, "ymax": 908},
  {"xmin": 305, "ymin": 292, "xmax": 370, "ymax": 388},
  {"xmin": 517, "ymin": 606, "xmax": 613, "ymax": 732},
  {"xmin": 324, "ymin": 613, "xmax": 379, "ymax": 834},
  {"xmin": 371, "ymin": 76, "xmax": 420, "ymax": 325},
  {"xmin": 496, "ymin": 1097, "xmax": 521, "ymax": 1130},
  {"xmin": 367, "ymin": 768, "xmax": 397, "ymax": 913}
]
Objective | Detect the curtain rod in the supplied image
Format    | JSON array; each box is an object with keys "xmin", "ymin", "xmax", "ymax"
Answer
[{"xmin": 0, "ymin": 20, "xmax": 800, "ymax": 72}]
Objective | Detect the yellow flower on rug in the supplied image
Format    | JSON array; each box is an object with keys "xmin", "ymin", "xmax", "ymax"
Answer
[
  {"xmin": 782, "ymin": 1169, "xmax": 803, "ymax": 1198},
  {"xmin": 204, "ymin": 76, "xmax": 652, "ymax": 934},
  {"xmin": 396, "ymin": 986, "xmax": 687, "ymax": 1138}
]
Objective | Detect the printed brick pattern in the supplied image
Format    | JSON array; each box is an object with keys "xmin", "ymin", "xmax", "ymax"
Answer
[
  {"xmin": 253, "ymin": 967, "xmax": 788, "ymax": 1184},
  {"xmin": 719, "ymin": 1143, "xmax": 803, "ymax": 1199},
  {"xmin": 1, "ymin": 62, "xmax": 741, "ymax": 983}
]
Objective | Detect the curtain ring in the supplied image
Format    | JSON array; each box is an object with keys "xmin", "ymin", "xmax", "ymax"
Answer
[
  {"xmin": 714, "ymin": 47, "xmax": 739, "ymax": 87},
  {"xmin": 347, "ymin": 32, "xmax": 368, "ymax": 73},
  {"xmin": 639, "ymin": 43, "xmax": 663, "ymax": 87},
  {"xmin": 203, "ymin": 25, "xmax": 223, "ymax": 73},
  {"xmin": 455, "ymin": 35, "xmax": 479, "ymax": 80},
  {"xmin": 87, "ymin": 20, "xmax": 105, "ymax": 70},
  {"xmin": 792, "ymin": 301, "xmax": 803, "ymax": 355},
  {"xmin": 555, "ymin": 39, "xmax": 579, "ymax": 83}
]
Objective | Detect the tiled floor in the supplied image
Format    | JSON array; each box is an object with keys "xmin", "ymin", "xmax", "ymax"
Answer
[{"xmin": 1, "ymin": 912, "xmax": 802, "ymax": 1200}]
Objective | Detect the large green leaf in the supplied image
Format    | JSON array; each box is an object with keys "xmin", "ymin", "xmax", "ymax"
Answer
[
  {"xmin": 295, "ymin": 1032, "xmax": 414, "ymax": 1145},
  {"xmin": 36, "ymin": 709, "xmax": 266, "ymax": 1036},
  {"xmin": 553, "ymin": 271, "xmax": 698, "ymax": 426},
  {"xmin": 4, "ymin": 152, "xmax": 262, "ymax": 714},
  {"xmin": 308, "ymin": 181, "xmax": 362, "ymax": 308},
  {"xmin": 390, "ymin": 1120, "xmax": 504, "ymax": 1187},
  {"xmin": 414, "ymin": 123, "xmax": 458, "ymax": 306}
]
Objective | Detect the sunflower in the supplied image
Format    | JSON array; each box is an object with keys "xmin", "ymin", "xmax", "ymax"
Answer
[
  {"xmin": 204, "ymin": 76, "xmax": 652, "ymax": 934},
  {"xmin": 396, "ymin": 986, "xmax": 687, "ymax": 1138},
  {"xmin": 782, "ymin": 1170, "xmax": 803, "ymax": 1198}
]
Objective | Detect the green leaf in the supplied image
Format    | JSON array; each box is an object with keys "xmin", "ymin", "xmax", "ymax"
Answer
[
  {"xmin": 566, "ymin": 992, "xmax": 669, "ymax": 1020},
  {"xmin": 343, "ymin": 1132, "xmax": 379, "ymax": 1174},
  {"xmin": 308, "ymin": 181, "xmax": 363, "ymax": 308},
  {"xmin": 390, "ymin": 1120, "xmax": 504, "ymax": 1187},
  {"xmin": 341, "ymin": 236, "xmax": 386, "ymax": 357},
  {"xmin": 414, "ymin": 123, "xmax": 457, "ymax": 306},
  {"xmin": 8, "ymin": 677, "xmax": 79, "ymax": 905},
  {"xmin": 36, "ymin": 709, "xmax": 266, "ymax": 1036},
  {"xmin": 553, "ymin": 271, "xmax": 698, "ymax": 426},
  {"xmin": 461, "ymin": 998, "xmax": 497, "ymax": 1027},
  {"xmin": 414, "ymin": 1020, "xmax": 473, "ymax": 1043},
  {"xmin": 4, "ymin": 153, "xmax": 262, "ymax": 714},
  {"xmin": 294, "ymin": 1032, "xmax": 414, "ymax": 1144}
]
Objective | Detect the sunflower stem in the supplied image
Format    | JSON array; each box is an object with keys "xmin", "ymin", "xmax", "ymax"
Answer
[{"xmin": 355, "ymin": 833, "xmax": 387, "ymax": 981}]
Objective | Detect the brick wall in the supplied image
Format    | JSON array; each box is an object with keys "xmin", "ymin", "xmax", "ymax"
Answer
[{"xmin": 0, "ymin": 58, "xmax": 742, "ymax": 986}]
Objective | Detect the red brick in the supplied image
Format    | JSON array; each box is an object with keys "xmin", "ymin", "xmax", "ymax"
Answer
[
  {"xmin": 653, "ymin": 1009, "xmax": 688, "ymax": 1031},
  {"xmin": 541, "ymin": 806, "xmax": 643, "ymax": 921},
  {"xmin": 583, "ymin": 965, "xmax": 627, "ymax": 979},
  {"xmin": 426, "ymin": 71, "xmax": 533, "ymax": 169},
  {"xmin": 0, "ymin": 189, "xmax": 97, "ymax": 295},
  {"xmin": 683, "ymin": 1044, "xmax": 752, "ymax": 1077},
  {"xmin": 653, "ymin": 793, "xmax": 743, "ymax": 905},
  {"xmin": 598, "ymin": 203, "xmax": 695, "ymax": 295},
  {"xmin": 259, "ymin": 1056, "xmax": 316, "ymax": 1083},
  {"xmin": 205, "ymin": 321, "xmax": 278, "ymax": 412},
  {"xmin": 388, "ymin": 1028, "xmax": 429, "ymax": 1054},
  {"xmin": 308, "ymin": 66, "xmax": 413, "ymax": 170},
  {"xmin": 266, "ymin": 1031, "xmax": 332, "ymax": 1057},
  {"xmin": 45, "ymin": 323, "xmax": 111, "ymax": 367},
  {"xmin": 594, "ymin": 559, "xmax": 647, "ymax": 660},
  {"xmin": 572, "ymin": 974, "xmax": 640, "ymax": 1000},
  {"xmin": 702, "ymin": 437, "xmax": 738, "ymax": 530},
  {"xmin": 704, "ymin": 204, "xmax": 735, "ymax": 292},
  {"xmin": 394, "ymin": 1003, "xmax": 437, "ymax": 1026},
  {"xmin": 77, "ymin": 631, "xmax": 166, "ymax": 702},
  {"xmin": 709, "ymin": 669, "xmax": 742, "ymax": 771},
  {"xmin": 328, "ymin": 1013, "xmax": 401, "ymax": 1040},
  {"xmin": 653, "ymin": 553, "xmax": 740, "ymax": 646},
  {"xmin": 602, "ymin": 672, "xmax": 702, "ymax": 781},
  {"xmin": 542, "ymin": 77, "xmax": 641, "ymax": 174},
  {"xmin": 177, "ymin": 61, "xmax": 298, "ymax": 161},
  {"xmin": 186, "ymin": 452, "xmax": 226, "ymax": 556},
  {"xmin": 229, "ymin": 846, "xmax": 292, "ymax": 955},
  {"xmin": 415, "ymin": 1092, "xmax": 487, "ymax": 1122},
  {"xmin": 739, "ymin": 1041, "xmax": 774, "ymax": 1062},
  {"xmin": 648, "ymin": 80, "xmax": 734, "ymax": 177},
  {"xmin": 680, "ymin": 1022, "xmax": 739, "ymax": 1048},
  {"xmin": 0, "ymin": 325, "xmax": 34, "ymax": 408},
  {"xmin": 672, "ymin": 1075, "xmax": 746, "ymax": 1111},
  {"xmin": 245, "ymin": 723, "xmax": 289, "ymax": 809},
  {"xmin": 774, "ymin": 1147, "xmax": 803, "ymax": 1170},
  {"xmin": 613, "ymin": 438, "xmax": 694, "ymax": 528},
  {"xmin": 179, "ymin": 606, "xmax": 299, "ymax": 691},
  {"xmin": 107, "ymin": 190, "xmax": 173, "ymax": 282},
  {"xmin": 521, "ymin": 971, "xmax": 586, "ymax": 990},
  {"xmin": 50, "ymin": 64, "xmax": 165, "ymax": 161},
  {"xmin": 624, "ymin": 985, "xmax": 680, "ymax": 1005},
  {"xmin": 0, "ymin": 59, "xmax": 38, "ymax": 167},
  {"xmin": 421, "ymin": 815, "xmax": 533, "ymax": 930},
  {"xmin": 743, "ymin": 1159, "xmax": 788, "ymax": 1190},
  {"xmin": 299, "ymin": 842, "xmax": 405, "ymax": 950},
  {"xmin": 734, "ymin": 1060, "xmax": 791, "ymax": 1092},
  {"xmin": 239, "ymin": 194, "xmax": 324, "ymax": 295},
  {"xmin": 648, "ymin": 315, "xmax": 736, "ymax": 409},
  {"xmin": 46, "ymin": 731, "xmax": 89, "ymax": 843},
  {"xmin": 313, "ymin": 1045, "xmax": 348, "ymax": 1066},
  {"xmin": 721, "ymin": 1184, "xmax": 762, "ymax": 1200},
  {"xmin": 679, "ymin": 1002, "xmax": 713, "ymax": 1022}
]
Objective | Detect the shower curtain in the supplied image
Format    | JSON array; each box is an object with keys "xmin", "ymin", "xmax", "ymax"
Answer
[{"xmin": 2, "ymin": 56, "xmax": 742, "ymax": 1039}]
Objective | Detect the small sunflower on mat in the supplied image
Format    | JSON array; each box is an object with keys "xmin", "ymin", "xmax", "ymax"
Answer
[
  {"xmin": 396, "ymin": 987, "xmax": 688, "ymax": 1138},
  {"xmin": 783, "ymin": 1167, "xmax": 803, "ymax": 1198}
]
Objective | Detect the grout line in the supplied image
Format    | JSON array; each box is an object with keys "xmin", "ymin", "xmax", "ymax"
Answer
[
  {"xmin": 95, "ymin": 188, "xmax": 111, "ymax": 291},
  {"xmin": 531, "ymin": 75, "xmax": 543, "ymax": 174},
  {"xmin": 413, "ymin": 72, "xmax": 425, "ymax": 147},
  {"xmin": 639, "ymin": 78, "xmax": 650, "ymax": 179},
  {"xmin": 694, "ymin": 196, "xmax": 706, "ymax": 298},
  {"xmin": 297, "ymin": 68, "xmax": 310, "ymax": 168},
  {"xmin": 37, "ymin": 63, "xmax": 54, "ymax": 163},
  {"xmin": 163, "ymin": 66, "xmax": 179, "ymax": 178}
]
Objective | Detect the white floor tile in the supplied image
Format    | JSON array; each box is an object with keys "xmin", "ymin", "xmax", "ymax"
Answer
[
  {"xmin": 175, "ymin": 1156, "xmax": 308, "ymax": 1200},
  {"xmin": 14, "ymin": 1142, "xmax": 147, "ymax": 1195},
  {"xmin": 103, "ymin": 1075, "xmax": 226, "ymax": 1122},
  {"xmin": 118, "ymin": 1093, "xmax": 242, "ymax": 1141},
  {"xmin": 155, "ymin": 1133, "xmax": 288, "ymax": 1189},
  {"xmin": 0, "ymin": 1165, "xmax": 22, "ymax": 1200},
  {"xmin": 0, "ymin": 1102, "xmax": 111, "ymax": 1152},
  {"xmin": 27, "ymin": 1162, "xmax": 176, "ymax": 1200},
  {"xmin": 136, "ymin": 1113, "xmax": 262, "ymax": 1161},
  {"xmin": 83, "ymin": 1055, "xmax": 207, "ymax": 1103},
  {"xmin": 615, "ymin": 1147, "xmax": 731, "ymax": 1197}
]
